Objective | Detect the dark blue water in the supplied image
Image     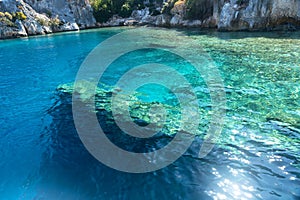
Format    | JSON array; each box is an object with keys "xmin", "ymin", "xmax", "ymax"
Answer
[{"xmin": 0, "ymin": 28, "xmax": 300, "ymax": 199}]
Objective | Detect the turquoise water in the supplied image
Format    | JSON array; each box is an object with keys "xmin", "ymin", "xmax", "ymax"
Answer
[{"xmin": 0, "ymin": 27, "xmax": 300, "ymax": 199}]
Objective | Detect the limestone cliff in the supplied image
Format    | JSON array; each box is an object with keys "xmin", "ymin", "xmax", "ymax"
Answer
[
  {"xmin": 218, "ymin": 0, "xmax": 300, "ymax": 31},
  {"xmin": 1, "ymin": 0, "xmax": 300, "ymax": 39},
  {"xmin": 0, "ymin": 0, "xmax": 96, "ymax": 39},
  {"xmin": 119, "ymin": 0, "xmax": 300, "ymax": 31}
]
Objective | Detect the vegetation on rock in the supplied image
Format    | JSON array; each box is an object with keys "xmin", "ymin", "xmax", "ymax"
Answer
[
  {"xmin": 89, "ymin": 0, "xmax": 216, "ymax": 22},
  {"xmin": 90, "ymin": 0, "xmax": 163, "ymax": 22},
  {"xmin": 14, "ymin": 11, "xmax": 27, "ymax": 21},
  {"xmin": 185, "ymin": 0, "xmax": 213, "ymax": 20},
  {"xmin": 36, "ymin": 16, "xmax": 61, "ymax": 27},
  {"xmin": 161, "ymin": 0, "xmax": 178, "ymax": 15},
  {"xmin": 0, "ymin": 12, "xmax": 16, "ymax": 27},
  {"xmin": 4, "ymin": 12, "xmax": 13, "ymax": 20}
]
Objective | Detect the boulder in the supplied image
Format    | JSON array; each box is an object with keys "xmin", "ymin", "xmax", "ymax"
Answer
[
  {"xmin": 182, "ymin": 20, "xmax": 202, "ymax": 27},
  {"xmin": 170, "ymin": 14, "xmax": 183, "ymax": 26},
  {"xmin": 24, "ymin": 19, "xmax": 45, "ymax": 35},
  {"xmin": 106, "ymin": 15, "xmax": 126, "ymax": 26},
  {"xmin": 15, "ymin": 20, "xmax": 27, "ymax": 36},
  {"xmin": 58, "ymin": 22, "xmax": 79, "ymax": 32},
  {"xmin": 155, "ymin": 14, "xmax": 171, "ymax": 26}
]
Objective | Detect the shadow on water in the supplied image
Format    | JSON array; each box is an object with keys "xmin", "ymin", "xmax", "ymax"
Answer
[
  {"xmin": 35, "ymin": 91, "xmax": 213, "ymax": 200},
  {"xmin": 17, "ymin": 27, "xmax": 299, "ymax": 199},
  {"xmin": 33, "ymin": 87, "xmax": 300, "ymax": 200},
  {"xmin": 0, "ymin": 25, "xmax": 297, "ymax": 199}
]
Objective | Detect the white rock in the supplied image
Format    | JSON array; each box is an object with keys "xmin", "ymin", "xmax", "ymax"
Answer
[
  {"xmin": 170, "ymin": 14, "xmax": 182, "ymax": 26},
  {"xmin": 16, "ymin": 20, "xmax": 27, "ymax": 36}
]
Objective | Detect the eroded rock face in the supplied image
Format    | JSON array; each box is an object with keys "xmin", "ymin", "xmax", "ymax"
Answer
[
  {"xmin": 24, "ymin": 0, "xmax": 96, "ymax": 28},
  {"xmin": 170, "ymin": 14, "xmax": 182, "ymax": 26},
  {"xmin": 127, "ymin": 0, "xmax": 300, "ymax": 30},
  {"xmin": 218, "ymin": 0, "xmax": 300, "ymax": 31},
  {"xmin": 1, "ymin": 0, "xmax": 300, "ymax": 39},
  {"xmin": 0, "ymin": 22, "xmax": 20, "ymax": 38},
  {"xmin": 170, "ymin": 0, "xmax": 186, "ymax": 17},
  {"xmin": 0, "ymin": 0, "xmax": 96, "ymax": 39}
]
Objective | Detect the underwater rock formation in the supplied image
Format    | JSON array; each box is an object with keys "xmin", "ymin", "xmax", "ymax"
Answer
[{"xmin": 56, "ymin": 81, "xmax": 205, "ymax": 137}]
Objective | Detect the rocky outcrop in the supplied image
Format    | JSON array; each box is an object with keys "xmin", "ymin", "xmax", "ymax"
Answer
[
  {"xmin": 218, "ymin": 0, "xmax": 300, "ymax": 31},
  {"xmin": 1, "ymin": 0, "xmax": 300, "ymax": 39},
  {"xmin": 0, "ymin": 0, "xmax": 96, "ymax": 39},
  {"xmin": 24, "ymin": 0, "xmax": 96, "ymax": 28},
  {"xmin": 115, "ymin": 0, "xmax": 300, "ymax": 31}
]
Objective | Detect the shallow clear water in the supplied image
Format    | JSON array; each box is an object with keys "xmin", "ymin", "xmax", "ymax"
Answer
[{"xmin": 0, "ymin": 27, "xmax": 299, "ymax": 199}]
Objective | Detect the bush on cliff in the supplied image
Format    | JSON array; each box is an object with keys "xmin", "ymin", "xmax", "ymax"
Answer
[
  {"xmin": 162, "ymin": 0, "xmax": 178, "ymax": 15},
  {"xmin": 185, "ymin": 0, "xmax": 213, "ymax": 20},
  {"xmin": 0, "ymin": 12, "xmax": 16, "ymax": 27},
  {"xmin": 5, "ymin": 12, "xmax": 13, "ymax": 20},
  {"xmin": 14, "ymin": 11, "xmax": 27, "ymax": 21},
  {"xmin": 91, "ymin": 0, "xmax": 162, "ymax": 22},
  {"xmin": 36, "ymin": 16, "xmax": 61, "ymax": 27},
  {"xmin": 0, "ymin": 17, "xmax": 16, "ymax": 27}
]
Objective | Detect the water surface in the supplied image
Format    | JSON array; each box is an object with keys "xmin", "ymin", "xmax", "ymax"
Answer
[{"xmin": 0, "ymin": 27, "xmax": 299, "ymax": 199}]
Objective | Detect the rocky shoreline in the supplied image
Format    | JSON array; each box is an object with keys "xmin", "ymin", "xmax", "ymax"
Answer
[
  {"xmin": 1, "ymin": 0, "xmax": 300, "ymax": 39},
  {"xmin": 103, "ymin": 0, "xmax": 300, "ymax": 31},
  {"xmin": 0, "ymin": 0, "xmax": 96, "ymax": 39}
]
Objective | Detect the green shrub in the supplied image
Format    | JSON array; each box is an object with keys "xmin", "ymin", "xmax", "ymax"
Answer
[
  {"xmin": 185, "ymin": 0, "xmax": 213, "ymax": 20},
  {"xmin": 91, "ymin": 0, "xmax": 114, "ymax": 22},
  {"xmin": 36, "ymin": 17, "xmax": 48, "ymax": 26},
  {"xmin": 119, "ymin": 2, "xmax": 132, "ymax": 18},
  {"xmin": 0, "ymin": 12, "xmax": 15, "ymax": 27},
  {"xmin": 162, "ymin": 0, "xmax": 178, "ymax": 15},
  {"xmin": 50, "ymin": 17, "xmax": 61, "ymax": 26},
  {"xmin": 0, "ymin": 17, "xmax": 16, "ymax": 27},
  {"xmin": 15, "ymin": 11, "xmax": 27, "ymax": 20},
  {"xmin": 36, "ymin": 16, "xmax": 61, "ymax": 27},
  {"xmin": 5, "ymin": 12, "xmax": 13, "ymax": 20},
  {"xmin": 90, "ymin": 0, "xmax": 145, "ymax": 22}
]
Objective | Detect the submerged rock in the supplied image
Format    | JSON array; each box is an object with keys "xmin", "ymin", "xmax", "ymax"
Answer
[{"xmin": 56, "ymin": 82, "xmax": 204, "ymax": 137}]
